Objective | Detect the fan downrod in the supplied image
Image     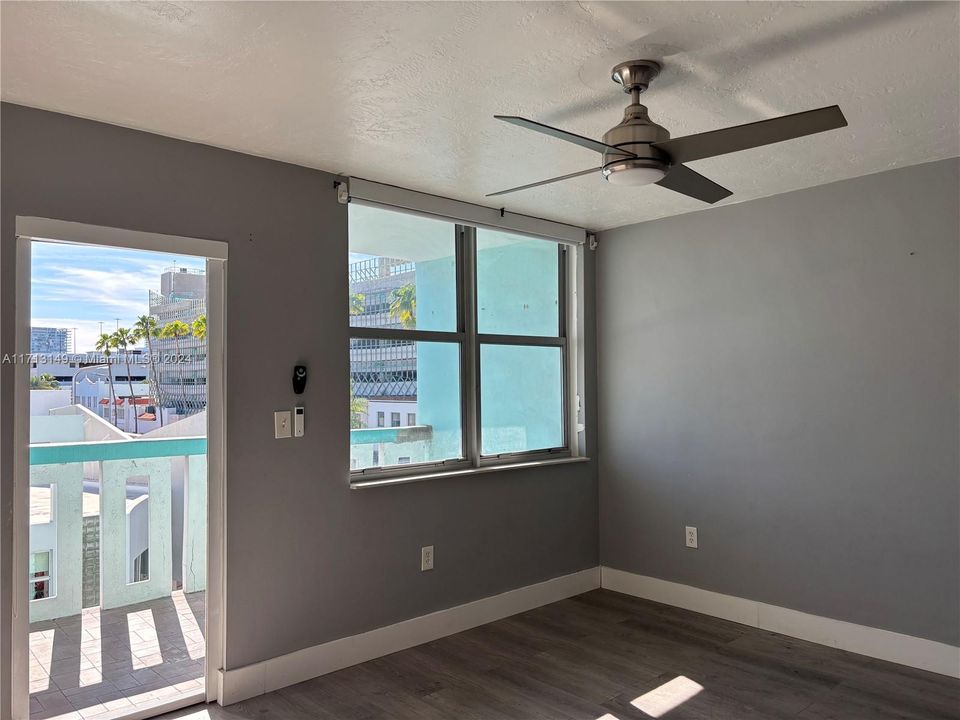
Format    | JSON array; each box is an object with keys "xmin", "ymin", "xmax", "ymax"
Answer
[{"xmin": 611, "ymin": 60, "xmax": 661, "ymax": 100}]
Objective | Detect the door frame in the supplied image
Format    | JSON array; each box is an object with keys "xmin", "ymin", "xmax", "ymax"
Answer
[{"xmin": 10, "ymin": 217, "xmax": 227, "ymax": 719}]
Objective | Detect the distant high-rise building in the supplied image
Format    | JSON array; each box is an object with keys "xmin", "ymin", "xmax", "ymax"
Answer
[
  {"xmin": 31, "ymin": 327, "xmax": 73, "ymax": 354},
  {"xmin": 160, "ymin": 266, "xmax": 206, "ymax": 300},
  {"xmin": 349, "ymin": 257, "xmax": 417, "ymax": 429},
  {"xmin": 150, "ymin": 267, "xmax": 207, "ymax": 416}
]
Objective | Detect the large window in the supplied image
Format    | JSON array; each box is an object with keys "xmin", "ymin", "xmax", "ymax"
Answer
[{"xmin": 349, "ymin": 203, "xmax": 575, "ymax": 480}]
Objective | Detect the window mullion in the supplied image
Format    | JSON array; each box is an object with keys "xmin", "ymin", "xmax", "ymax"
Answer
[
  {"xmin": 475, "ymin": 334, "xmax": 564, "ymax": 347},
  {"xmin": 559, "ymin": 244, "xmax": 570, "ymax": 455},
  {"xmin": 563, "ymin": 244, "xmax": 580, "ymax": 457},
  {"xmin": 460, "ymin": 226, "xmax": 480, "ymax": 467}
]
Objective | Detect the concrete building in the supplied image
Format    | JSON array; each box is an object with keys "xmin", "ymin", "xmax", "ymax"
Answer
[
  {"xmin": 349, "ymin": 256, "xmax": 418, "ymax": 426},
  {"xmin": 30, "ymin": 350, "xmax": 147, "ymax": 385},
  {"xmin": 30, "ymin": 326, "xmax": 73, "ymax": 354},
  {"xmin": 151, "ymin": 267, "xmax": 207, "ymax": 416},
  {"xmin": 73, "ymin": 375, "xmax": 156, "ymax": 433}
]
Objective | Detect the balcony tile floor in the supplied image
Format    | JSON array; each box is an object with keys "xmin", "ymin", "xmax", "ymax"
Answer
[{"xmin": 29, "ymin": 591, "xmax": 205, "ymax": 720}]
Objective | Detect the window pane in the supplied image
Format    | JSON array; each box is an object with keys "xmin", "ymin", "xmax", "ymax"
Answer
[
  {"xmin": 477, "ymin": 230, "xmax": 559, "ymax": 337},
  {"xmin": 480, "ymin": 344, "xmax": 564, "ymax": 455},
  {"xmin": 30, "ymin": 482, "xmax": 54, "ymax": 525},
  {"xmin": 30, "ymin": 551, "xmax": 50, "ymax": 577},
  {"xmin": 350, "ymin": 341, "xmax": 462, "ymax": 470},
  {"xmin": 349, "ymin": 204, "xmax": 457, "ymax": 332},
  {"xmin": 30, "ymin": 551, "xmax": 51, "ymax": 601},
  {"xmin": 31, "ymin": 580, "xmax": 50, "ymax": 601}
]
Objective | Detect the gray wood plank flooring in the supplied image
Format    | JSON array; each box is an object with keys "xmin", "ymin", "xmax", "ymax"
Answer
[{"xmin": 164, "ymin": 589, "xmax": 960, "ymax": 720}]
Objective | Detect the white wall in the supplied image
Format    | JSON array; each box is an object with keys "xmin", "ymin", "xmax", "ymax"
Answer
[
  {"xmin": 29, "ymin": 389, "xmax": 72, "ymax": 417},
  {"xmin": 366, "ymin": 399, "xmax": 416, "ymax": 428},
  {"xmin": 28, "ymin": 463, "xmax": 83, "ymax": 623}
]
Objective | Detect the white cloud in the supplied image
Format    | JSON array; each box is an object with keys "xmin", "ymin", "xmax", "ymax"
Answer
[{"xmin": 32, "ymin": 261, "xmax": 169, "ymax": 314}]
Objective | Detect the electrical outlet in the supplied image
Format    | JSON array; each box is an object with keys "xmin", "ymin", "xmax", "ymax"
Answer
[
  {"xmin": 421, "ymin": 545, "xmax": 434, "ymax": 571},
  {"xmin": 685, "ymin": 526, "xmax": 698, "ymax": 549}
]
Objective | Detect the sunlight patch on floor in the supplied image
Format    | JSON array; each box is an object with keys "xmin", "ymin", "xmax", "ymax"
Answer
[
  {"xmin": 127, "ymin": 608, "xmax": 163, "ymax": 668},
  {"xmin": 631, "ymin": 675, "xmax": 704, "ymax": 718},
  {"xmin": 173, "ymin": 589, "xmax": 205, "ymax": 660},
  {"xmin": 80, "ymin": 608, "xmax": 103, "ymax": 686},
  {"xmin": 28, "ymin": 629, "xmax": 53, "ymax": 693}
]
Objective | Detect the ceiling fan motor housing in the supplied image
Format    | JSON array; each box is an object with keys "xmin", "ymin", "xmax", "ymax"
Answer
[
  {"xmin": 601, "ymin": 102, "xmax": 671, "ymax": 181},
  {"xmin": 602, "ymin": 60, "xmax": 671, "ymax": 182}
]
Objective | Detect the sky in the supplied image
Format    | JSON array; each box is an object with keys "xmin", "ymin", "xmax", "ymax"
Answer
[{"xmin": 31, "ymin": 241, "xmax": 206, "ymax": 353}]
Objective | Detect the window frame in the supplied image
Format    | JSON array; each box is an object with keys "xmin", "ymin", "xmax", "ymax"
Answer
[
  {"xmin": 132, "ymin": 548, "xmax": 150, "ymax": 584},
  {"xmin": 29, "ymin": 549, "xmax": 53, "ymax": 602},
  {"xmin": 349, "ymin": 216, "xmax": 581, "ymax": 484},
  {"xmin": 474, "ymin": 227, "xmax": 569, "ymax": 464}
]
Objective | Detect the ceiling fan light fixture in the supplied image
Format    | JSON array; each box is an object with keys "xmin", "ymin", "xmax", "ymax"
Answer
[
  {"xmin": 602, "ymin": 158, "xmax": 666, "ymax": 186},
  {"xmin": 604, "ymin": 165, "xmax": 666, "ymax": 186}
]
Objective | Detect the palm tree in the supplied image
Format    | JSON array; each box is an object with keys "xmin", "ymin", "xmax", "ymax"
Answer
[
  {"xmin": 133, "ymin": 314, "xmax": 164, "ymax": 425},
  {"xmin": 349, "ymin": 380, "xmax": 368, "ymax": 429},
  {"xmin": 112, "ymin": 327, "xmax": 139, "ymax": 433},
  {"xmin": 389, "ymin": 284, "xmax": 416, "ymax": 329},
  {"xmin": 95, "ymin": 332, "xmax": 118, "ymax": 426},
  {"xmin": 191, "ymin": 315, "xmax": 208, "ymax": 415},
  {"xmin": 30, "ymin": 373, "xmax": 60, "ymax": 390},
  {"xmin": 192, "ymin": 314, "xmax": 207, "ymax": 342},
  {"xmin": 160, "ymin": 320, "xmax": 191, "ymax": 414},
  {"xmin": 349, "ymin": 292, "xmax": 365, "ymax": 317}
]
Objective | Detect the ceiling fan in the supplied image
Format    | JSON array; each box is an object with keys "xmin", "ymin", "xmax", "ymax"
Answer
[{"xmin": 488, "ymin": 60, "xmax": 847, "ymax": 202}]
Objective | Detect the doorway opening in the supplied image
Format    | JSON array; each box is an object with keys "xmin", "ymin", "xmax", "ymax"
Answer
[{"xmin": 14, "ymin": 219, "xmax": 225, "ymax": 720}]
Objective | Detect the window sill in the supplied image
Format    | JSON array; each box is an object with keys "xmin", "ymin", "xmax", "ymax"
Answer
[{"xmin": 350, "ymin": 455, "xmax": 591, "ymax": 490}]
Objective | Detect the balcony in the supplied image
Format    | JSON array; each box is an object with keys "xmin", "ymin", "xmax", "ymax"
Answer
[
  {"xmin": 29, "ymin": 592, "xmax": 204, "ymax": 720},
  {"xmin": 26, "ymin": 420, "xmax": 436, "ymax": 718},
  {"xmin": 28, "ymin": 433, "xmax": 207, "ymax": 720}
]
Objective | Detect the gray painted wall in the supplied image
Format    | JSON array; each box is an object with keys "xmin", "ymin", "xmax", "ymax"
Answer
[
  {"xmin": 0, "ymin": 103, "xmax": 599, "ymax": 674},
  {"xmin": 597, "ymin": 158, "xmax": 959, "ymax": 645}
]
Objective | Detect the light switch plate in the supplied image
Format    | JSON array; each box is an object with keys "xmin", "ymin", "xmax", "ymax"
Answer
[{"xmin": 274, "ymin": 410, "xmax": 292, "ymax": 439}]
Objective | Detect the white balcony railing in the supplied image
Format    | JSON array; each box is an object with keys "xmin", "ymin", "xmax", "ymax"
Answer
[{"xmin": 28, "ymin": 437, "xmax": 207, "ymax": 623}]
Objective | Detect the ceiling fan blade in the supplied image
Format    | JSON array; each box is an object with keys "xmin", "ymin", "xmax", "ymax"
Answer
[
  {"xmin": 486, "ymin": 167, "xmax": 601, "ymax": 197},
  {"xmin": 495, "ymin": 116, "xmax": 635, "ymax": 157},
  {"xmin": 656, "ymin": 164, "xmax": 733, "ymax": 204},
  {"xmin": 652, "ymin": 105, "xmax": 847, "ymax": 164}
]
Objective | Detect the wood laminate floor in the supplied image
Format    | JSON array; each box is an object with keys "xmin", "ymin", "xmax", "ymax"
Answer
[{"xmin": 164, "ymin": 589, "xmax": 960, "ymax": 720}]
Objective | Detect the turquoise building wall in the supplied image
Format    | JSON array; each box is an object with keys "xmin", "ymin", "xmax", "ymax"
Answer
[
  {"xmin": 414, "ymin": 250, "xmax": 462, "ymax": 461},
  {"xmin": 417, "ymin": 233, "xmax": 564, "ymax": 457}
]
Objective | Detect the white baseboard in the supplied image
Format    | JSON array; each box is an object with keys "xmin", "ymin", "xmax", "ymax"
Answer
[
  {"xmin": 218, "ymin": 567, "xmax": 601, "ymax": 705},
  {"xmin": 601, "ymin": 567, "xmax": 960, "ymax": 679}
]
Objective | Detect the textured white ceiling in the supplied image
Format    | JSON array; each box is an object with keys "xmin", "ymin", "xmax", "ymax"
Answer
[{"xmin": 2, "ymin": 1, "xmax": 958, "ymax": 230}]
